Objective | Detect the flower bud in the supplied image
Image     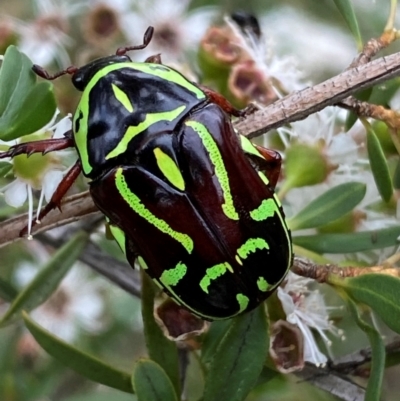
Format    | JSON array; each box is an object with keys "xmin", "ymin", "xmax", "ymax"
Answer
[{"xmin": 282, "ymin": 142, "xmax": 333, "ymax": 195}]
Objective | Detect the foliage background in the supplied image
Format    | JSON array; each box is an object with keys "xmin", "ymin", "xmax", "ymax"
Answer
[{"xmin": 1, "ymin": 0, "xmax": 400, "ymax": 400}]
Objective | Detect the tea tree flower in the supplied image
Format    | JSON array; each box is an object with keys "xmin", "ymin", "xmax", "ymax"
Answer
[
  {"xmin": 0, "ymin": 115, "xmax": 73, "ymax": 238},
  {"xmin": 277, "ymin": 272, "xmax": 344, "ymax": 366},
  {"xmin": 122, "ymin": 0, "xmax": 216, "ymax": 62},
  {"xmin": 9, "ymin": 0, "xmax": 83, "ymax": 66}
]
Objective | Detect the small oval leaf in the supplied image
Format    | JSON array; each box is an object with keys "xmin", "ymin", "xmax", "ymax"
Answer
[
  {"xmin": 132, "ymin": 359, "xmax": 178, "ymax": 401},
  {"xmin": 0, "ymin": 46, "xmax": 35, "ymax": 119},
  {"xmin": 367, "ymin": 127, "xmax": 393, "ymax": 202},
  {"xmin": 201, "ymin": 319, "xmax": 232, "ymax": 365},
  {"xmin": 0, "ymin": 231, "xmax": 89, "ymax": 326},
  {"xmin": 288, "ymin": 182, "xmax": 366, "ymax": 230},
  {"xmin": 1, "ymin": 82, "xmax": 57, "ymax": 141},
  {"xmin": 0, "ymin": 46, "xmax": 56, "ymax": 141},
  {"xmin": 345, "ymin": 298, "xmax": 385, "ymax": 401},
  {"xmin": 0, "ymin": 277, "xmax": 18, "ymax": 302},
  {"xmin": 332, "ymin": 274, "xmax": 400, "ymax": 334},
  {"xmin": 0, "ymin": 161, "xmax": 13, "ymax": 177},
  {"xmin": 203, "ymin": 305, "xmax": 268, "ymax": 401},
  {"xmin": 333, "ymin": 0, "xmax": 362, "ymax": 49},
  {"xmin": 293, "ymin": 226, "xmax": 400, "ymax": 253},
  {"xmin": 22, "ymin": 311, "xmax": 133, "ymax": 393},
  {"xmin": 141, "ymin": 270, "xmax": 180, "ymax": 394}
]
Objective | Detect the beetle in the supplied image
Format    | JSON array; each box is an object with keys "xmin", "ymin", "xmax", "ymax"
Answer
[{"xmin": 0, "ymin": 27, "xmax": 292, "ymax": 320}]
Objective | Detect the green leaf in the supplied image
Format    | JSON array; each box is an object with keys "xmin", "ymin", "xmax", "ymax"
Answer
[
  {"xmin": 140, "ymin": 270, "xmax": 180, "ymax": 395},
  {"xmin": 333, "ymin": 0, "xmax": 362, "ymax": 49},
  {"xmin": 201, "ymin": 319, "xmax": 231, "ymax": 365},
  {"xmin": 203, "ymin": 305, "xmax": 268, "ymax": 401},
  {"xmin": 369, "ymin": 78, "xmax": 400, "ymax": 106},
  {"xmin": 0, "ymin": 278, "xmax": 18, "ymax": 302},
  {"xmin": 367, "ymin": 127, "xmax": 393, "ymax": 202},
  {"xmin": 0, "ymin": 231, "xmax": 89, "ymax": 326},
  {"xmin": 288, "ymin": 182, "xmax": 366, "ymax": 230},
  {"xmin": 393, "ymin": 158, "xmax": 400, "ymax": 190},
  {"xmin": 332, "ymin": 274, "xmax": 400, "ymax": 334},
  {"xmin": 345, "ymin": 298, "xmax": 385, "ymax": 401},
  {"xmin": 0, "ymin": 46, "xmax": 56, "ymax": 141},
  {"xmin": 1, "ymin": 82, "xmax": 57, "ymax": 141},
  {"xmin": 293, "ymin": 226, "xmax": 400, "ymax": 253},
  {"xmin": 63, "ymin": 393, "xmax": 135, "ymax": 401},
  {"xmin": 132, "ymin": 359, "xmax": 178, "ymax": 401},
  {"xmin": 0, "ymin": 161, "xmax": 13, "ymax": 177},
  {"xmin": 22, "ymin": 311, "xmax": 133, "ymax": 393},
  {"xmin": 0, "ymin": 46, "xmax": 35, "ymax": 117}
]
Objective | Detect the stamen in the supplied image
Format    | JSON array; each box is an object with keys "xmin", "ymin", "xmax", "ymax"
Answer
[
  {"xmin": 36, "ymin": 188, "xmax": 45, "ymax": 224},
  {"xmin": 27, "ymin": 185, "xmax": 33, "ymax": 239}
]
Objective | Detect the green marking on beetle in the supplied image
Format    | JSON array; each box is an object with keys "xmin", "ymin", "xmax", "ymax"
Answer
[
  {"xmin": 137, "ymin": 256, "xmax": 148, "ymax": 270},
  {"xmin": 115, "ymin": 168, "xmax": 194, "ymax": 253},
  {"xmin": 108, "ymin": 223, "xmax": 126, "ymax": 255},
  {"xmin": 130, "ymin": 62, "xmax": 206, "ymax": 99},
  {"xmin": 186, "ymin": 120, "xmax": 239, "ymax": 220},
  {"xmin": 153, "ymin": 147, "xmax": 185, "ymax": 191},
  {"xmin": 274, "ymin": 206, "xmax": 293, "ymax": 273},
  {"xmin": 106, "ymin": 105, "xmax": 186, "ymax": 159},
  {"xmin": 240, "ymin": 135, "xmax": 262, "ymax": 157},
  {"xmin": 235, "ymin": 255, "xmax": 243, "ymax": 266},
  {"xmin": 160, "ymin": 262, "xmax": 187, "ymax": 287},
  {"xmin": 236, "ymin": 293, "xmax": 249, "ymax": 313},
  {"xmin": 237, "ymin": 238, "xmax": 269, "ymax": 259},
  {"xmin": 199, "ymin": 262, "xmax": 232, "ymax": 294},
  {"xmin": 258, "ymin": 171, "xmax": 269, "ymax": 186},
  {"xmin": 250, "ymin": 198, "xmax": 277, "ymax": 221},
  {"xmin": 111, "ymin": 83, "xmax": 134, "ymax": 113},
  {"xmin": 152, "ymin": 278, "xmax": 164, "ymax": 290},
  {"xmin": 257, "ymin": 277, "xmax": 269, "ymax": 292},
  {"xmin": 73, "ymin": 104, "xmax": 91, "ymax": 175},
  {"xmin": 273, "ymin": 193, "xmax": 282, "ymax": 207}
]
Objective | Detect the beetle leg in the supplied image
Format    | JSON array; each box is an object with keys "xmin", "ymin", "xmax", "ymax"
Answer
[
  {"xmin": 144, "ymin": 53, "xmax": 162, "ymax": 64},
  {"xmin": 199, "ymin": 85, "xmax": 259, "ymax": 118},
  {"xmin": 0, "ymin": 133, "xmax": 74, "ymax": 159},
  {"xmin": 251, "ymin": 144, "xmax": 282, "ymax": 189},
  {"xmin": 116, "ymin": 26, "xmax": 154, "ymax": 56},
  {"xmin": 32, "ymin": 65, "xmax": 78, "ymax": 80},
  {"xmin": 20, "ymin": 159, "xmax": 82, "ymax": 236}
]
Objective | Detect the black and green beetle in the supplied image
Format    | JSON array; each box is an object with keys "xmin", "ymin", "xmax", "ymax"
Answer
[{"xmin": 1, "ymin": 27, "xmax": 292, "ymax": 320}]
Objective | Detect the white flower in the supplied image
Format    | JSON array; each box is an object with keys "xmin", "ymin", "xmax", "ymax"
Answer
[
  {"xmin": 277, "ymin": 272, "xmax": 344, "ymax": 366},
  {"xmin": 225, "ymin": 16, "xmax": 306, "ymax": 96},
  {"xmin": 121, "ymin": 0, "xmax": 216, "ymax": 62},
  {"xmin": 9, "ymin": 0, "xmax": 83, "ymax": 66},
  {"xmin": 260, "ymin": 6, "xmax": 356, "ymax": 79},
  {"xmin": 15, "ymin": 255, "xmax": 106, "ymax": 343},
  {"xmin": 0, "ymin": 114, "xmax": 73, "ymax": 237},
  {"xmin": 33, "ymin": 264, "xmax": 105, "ymax": 342}
]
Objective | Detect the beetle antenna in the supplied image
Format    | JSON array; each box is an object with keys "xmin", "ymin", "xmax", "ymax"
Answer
[
  {"xmin": 32, "ymin": 65, "xmax": 78, "ymax": 80},
  {"xmin": 115, "ymin": 26, "xmax": 154, "ymax": 56}
]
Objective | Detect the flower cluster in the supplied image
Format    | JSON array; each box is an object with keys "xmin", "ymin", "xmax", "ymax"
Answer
[{"xmin": 0, "ymin": 114, "xmax": 73, "ymax": 238}]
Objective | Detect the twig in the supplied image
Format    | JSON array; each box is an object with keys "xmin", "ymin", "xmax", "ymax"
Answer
[
  {"xmin": 0, "ymin": 191, "xmax": 98, "ymax": 248},
  {"xmin": 292, "ymin": 256, "xmax": 400, "ymax": 283},
  {"xmin": 349, "ymin": 30, "xmax": 397, "ymax": 68},
  {"xmin": 338, "ymin": 98, "xmax": 400, "ymax": 129},
  {"xmin": 236, "ymin": 51, "xmax": 400, "ymax": 138},
  {"xmin": 295, "ymin": 364, "xmax": 366, "ymax": 401},
  {"xmin": 38, "ymin": 232, "xmax": 141, "ymax": 298}
]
